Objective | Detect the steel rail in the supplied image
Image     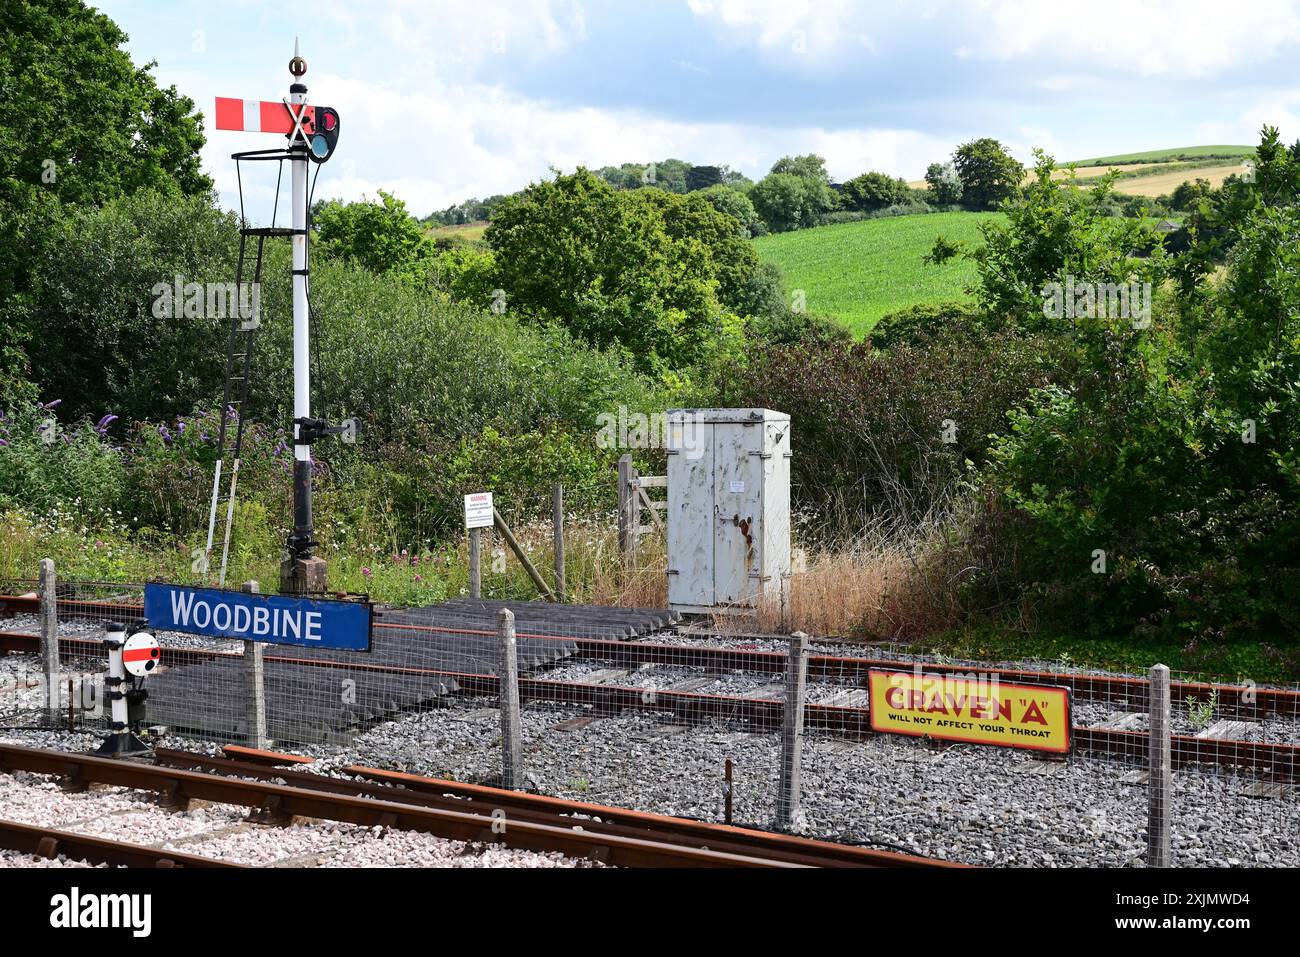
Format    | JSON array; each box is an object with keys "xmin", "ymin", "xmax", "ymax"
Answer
[
  {"xmin": 0, "ymin": 817, "xmax": 245, "ymax": 868},
  {"xmin": 150, "ymin": 747, "xmax": 956, "ymax": 868},
  {"xmin": 3, "ymin": 629, "xmax": 1298, "ymax": 778},
  {"xmin": 0, "ymin": 744, "xmax": 801, "ymax": 868},
  {"xmin": 4, "ymin": 592, "xmax": 1295, "ymax": 717}
]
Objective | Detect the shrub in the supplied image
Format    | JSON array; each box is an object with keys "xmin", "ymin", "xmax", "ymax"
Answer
[
  {"xmin": 840, "ymin": 172, "xmax": 913, "ymax": 213},
  {"xmin": 19, "ymin": 189, "xmax": 241, "ymax": 424},
  {"xmin": 0, "ymin": 401, "xmax": 125, "ymax": 519},
  {"xmin": 719, "ymin": 327, "xmax": 1051, "ymax": 539},
  {"xmin": 868, "ymin": 301, "xmax": 993, "ymax": 349}
]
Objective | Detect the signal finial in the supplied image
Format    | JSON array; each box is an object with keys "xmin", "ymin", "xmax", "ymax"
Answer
[{"xmin": 289, "ymin": 37, "xmax": 308, "ymax": 78}]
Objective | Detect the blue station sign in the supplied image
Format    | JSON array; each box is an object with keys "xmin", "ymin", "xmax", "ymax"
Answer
[{"xmin": 144, "ymin": 584, "xmax": 372, "ymax": 652}]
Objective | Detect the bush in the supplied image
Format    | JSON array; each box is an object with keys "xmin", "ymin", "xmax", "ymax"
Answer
[
  {"xmin": 719, "ymin": 326, "xmax": 1051, "ymax": 539},
  {"xmin": 869, "ymin": 301, "xmax": 994, "ymax": 349},
  {"xmin": 19, "ymin": 189, "xmax": 240, "ymax": 424},
  {"xmin": 750, "ymin": 172, "xmax": 836, "ymax": 233},
  {"xmin": 840, "ymin": 172, "xmax": 912, "ymax": 213},
  {"xmin": 0, "ymin": 401, "xmax": 125, "ymax": 519}
]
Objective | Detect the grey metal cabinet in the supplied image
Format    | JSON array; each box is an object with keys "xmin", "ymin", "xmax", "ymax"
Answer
[{"xmin": 665, "ymin": 409, "xmax": 791, "ymax": 614}]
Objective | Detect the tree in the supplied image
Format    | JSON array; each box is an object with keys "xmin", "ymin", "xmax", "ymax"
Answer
[
  {"xmin": 770, "ymin": 154, "xmax": 831, "ymax": 181},
  {"xmin": 967, "ymin": 151, "xmax": 1167, "ymax": 328},
  {"xmin": 686, "ymin": 165, "xmax": 725, "ymax": 192},
  {"xmin": 21, "ymin": 190, "xmax": 241, "ymax": 423},
  {"xmin": 925, "ymin": 162, "xmax": 964, "ymax": 206},
  {"xmin": 841, "ymin": 172, "xmax": 912, "ymax": 212},
  {"xmin": 1169, "ymin": 178, "xmax": 1215, "ymax": 212},
  {"xmin": 750, "ymin": 172, "xmax": 835, "ymax": 233},
  {"xmin": 485, "ymin": 169, "xmax": 741, "ymax": 371},
  {"xmin": 641, "ymin": 189, "xmax": 770, "ymax": 321},
  {"xmin": 315, "ymin": 191, "xmax": 433, "ymax": 280},
  {"xmin": 697, "ymin": 184, "xmax": 764, "ymax": 237},
  {"xmin": 0, "ymin": 0, "xmax": 212, "ymax": 406},
  {"xmin": 952, "ymin": 138, "xmax": 1024, "ymax": 210},
  {"xmin": 0, "ymin": 0, "xmax": 210, "ymax": 211}
]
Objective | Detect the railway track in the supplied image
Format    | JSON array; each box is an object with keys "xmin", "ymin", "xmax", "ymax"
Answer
[
  {"xmin": 0, "ymin": 743, "xmax": 953, "ymax": 868},
  {"xmin": 3, "ymin": 593, "xmax": 1295, "ymax": 716},
  {"xmin": 0, "ymin": 817, "xmax": 246, "ymax": 868},
  {"xmin": 3, "ymin": 595, "xmax": 1297, "ymax": 781}
]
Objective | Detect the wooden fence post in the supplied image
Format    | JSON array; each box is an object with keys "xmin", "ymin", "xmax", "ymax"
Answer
[
  {"xmin": 775, "ymin": 632, "xmax": 809, "ymax": 833},
  {"xmin": 242, "ymin": 581, "xmax": 268, "ymax": 750},
  {"xmin": 468, "ymin": 527, "xmax": 482, "ymax": 600},
  {"xmin": 552, "ymin": 483, "xmax": 566, "ymax": 603}
]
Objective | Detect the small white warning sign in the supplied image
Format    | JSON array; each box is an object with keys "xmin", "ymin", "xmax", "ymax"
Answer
[{"xmin": 464, "ymin": 492, "xmax": 495, "ymax": 530}]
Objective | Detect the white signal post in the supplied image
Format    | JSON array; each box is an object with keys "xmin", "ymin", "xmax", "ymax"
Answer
[
  {"xmin": 283, "ymin": 40, "xmax": 328, "ymax": 596},
  {"xmin": 291, "ymin": 51, "xmax": 312, "ymax": 516},
  {"xmin": 211, "ymin": 40, "xmax": 339, "ymax": 596}
]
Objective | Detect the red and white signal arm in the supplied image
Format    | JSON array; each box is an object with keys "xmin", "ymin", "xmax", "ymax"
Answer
[
  {"xmin": 214, "ymin": 97, "xmax": 340, "ymax": 162},
  {"xmin": 123, "ymin": 632, "xmax": 161, "ymax": 678}
]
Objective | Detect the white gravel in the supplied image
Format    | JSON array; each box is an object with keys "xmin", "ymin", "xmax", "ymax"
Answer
[
  {"xmin": 252, "ymin": 698, "xmax": 1300, "ymax": 868},
  {"xmin": 5, "ymin": 613, "xmax": 242, "ymax": 653},
  {"xmin": 0, "ymin": 768, "xmax": 601, "ymax": 869}
]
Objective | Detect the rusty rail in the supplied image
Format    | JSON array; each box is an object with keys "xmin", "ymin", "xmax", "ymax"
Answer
[
  {"xmin": 0, "ymin": 744, "xmax": 804, "ymax": 868},
  {"xmin": 152, "ymin": 748, "xmax": 955, "ymax": 868},
  {"xmin": 0, "ymin": 817, "xmax": 244, "ymax": 868}
]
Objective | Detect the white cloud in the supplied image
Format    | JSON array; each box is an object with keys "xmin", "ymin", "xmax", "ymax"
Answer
[
  {"xmin": 321, "ymin": 0, "xmax": 586, "ymax": 65},
  {"xmin": 1195, "ymin": 93, "xmax": 1300, "ymax": 146},
  {"xmin": 687, "ymin": 0, "xmax": 1300, "ymax": 78},
  {"xmin": 684, "ymin": 0, "xmax": 873, "ymax": 70},
  {"xmin": 212, "ymin": 71, "xmax": 952, "ymax": 217}
]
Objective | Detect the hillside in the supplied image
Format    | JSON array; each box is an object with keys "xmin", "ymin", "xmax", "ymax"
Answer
[
  {"xmin": 752, "ymin": 212, "xmax": 1001, "ymax": 336},
  {"xmin": 1069, "ymin": 145, "xmax": 1253, "ymax": 166},
  {"xmin": 909, "ymin": 145, "xmax": 1253, "ymax": 197}
]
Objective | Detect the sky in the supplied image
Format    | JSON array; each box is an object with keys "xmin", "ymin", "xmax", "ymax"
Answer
[{"xmin": 97, "ymin": 0, "xmax": 1300, "ymax": 218}]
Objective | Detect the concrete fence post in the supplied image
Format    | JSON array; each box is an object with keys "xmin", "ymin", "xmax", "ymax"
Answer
[
  {"xmin": 498, "ymin": 608, "xmax": 523, "ymax": 790},
  {"xmin": 1147, "ymin": 663, "xmax": 1172, "ymax": 868},
  {"xmin": 38, "ymin": 558, "xmax": 59, "ymax": 721},
  {"xmin": 775, "ymin": 632, "xmax": 809, "ymax": 833},
  {"xmin": 242, "ymin": 581, "xmax": 268, "ymax": 750}
]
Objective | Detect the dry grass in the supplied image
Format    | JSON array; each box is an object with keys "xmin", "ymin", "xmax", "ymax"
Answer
[
  {"xmin": 504, "ymin": 516, "xmax": 968, "ymax": 642},
  {"xmin": 908, "ymin": 162, "xmax": 1243, "ymax": 196},
  {"xmin": 701, "ymin": 529, "xmax": 969, "ymax": 641},
  {"xmin": 1106, "ymin": 165, "xmax": 1240, "ymax": 197}
]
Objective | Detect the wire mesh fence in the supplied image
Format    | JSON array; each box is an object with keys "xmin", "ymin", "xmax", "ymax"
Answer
[{"xmin": 1, "ymin": 567, "xmax": 1296, "ymax": 866}]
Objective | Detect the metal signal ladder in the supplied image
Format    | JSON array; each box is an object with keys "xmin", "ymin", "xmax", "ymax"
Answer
[{"xmin": 204, "ymin": 228, "xmax": 277, "ymax": 586}]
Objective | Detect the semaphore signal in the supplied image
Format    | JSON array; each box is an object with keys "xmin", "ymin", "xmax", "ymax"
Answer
[{"xmin": 206, "ymin": 39, "xmax": 348, "ymax": 596}]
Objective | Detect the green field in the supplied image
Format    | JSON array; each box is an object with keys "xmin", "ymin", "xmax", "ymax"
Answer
[
  {"xmin": 752, "ymin": 212, "xmax": 1001, "ymax": 336},
  {"xmin": 1069, "ymin": 145, "xmax": 1253, "ymax": 166}
]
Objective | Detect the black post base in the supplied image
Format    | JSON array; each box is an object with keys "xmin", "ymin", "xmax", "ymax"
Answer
[{"xmin": 93, "ymin": 732, "xmax": 152, "ymax": 758}]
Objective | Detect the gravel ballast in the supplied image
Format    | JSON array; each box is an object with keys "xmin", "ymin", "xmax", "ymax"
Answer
[
  {"xmin": 262, "ymin": 699, "xmax": 1298, "ymax": 868},
  {"xmin": 0, "ymin": 767, "xmax": 600, "ymax": 869}
]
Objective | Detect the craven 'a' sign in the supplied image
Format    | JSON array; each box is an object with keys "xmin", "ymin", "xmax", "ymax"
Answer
[{"xmin": 868, "ymin": 669, "xmax": 1072, "ymax": 755}]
